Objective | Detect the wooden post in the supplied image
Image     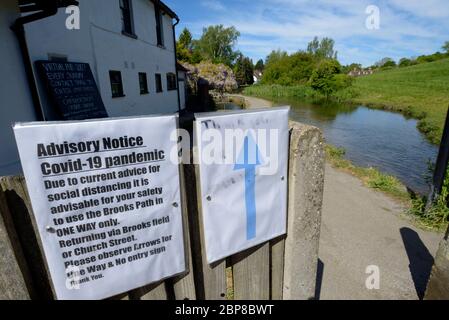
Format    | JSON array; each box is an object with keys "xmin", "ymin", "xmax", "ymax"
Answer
[{"xmin": 426, "ymin": 106, "xmax": 449, "ymax": 209}]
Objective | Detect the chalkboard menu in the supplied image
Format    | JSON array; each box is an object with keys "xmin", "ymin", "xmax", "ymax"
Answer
[{"xmin": 35, "ymin": 61, "xmax": 108, "ymax": 120}]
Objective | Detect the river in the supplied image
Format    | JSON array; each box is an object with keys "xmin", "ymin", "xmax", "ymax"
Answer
[
  {"xmin": 273, "ymin": 99, "xmax": 439, "ymax": 195},
  {"xmin": 220, "ymin": 98, "xmax": 439, "ymax": 195}
]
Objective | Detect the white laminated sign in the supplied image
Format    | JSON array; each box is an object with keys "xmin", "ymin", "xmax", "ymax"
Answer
[
  {"xmin": 194, "ymin": 107, "xmax": 290, "ymax": 263},
  {"xmin": 13, "ymin": 115, "xmax": 186, "ymax": 299}
]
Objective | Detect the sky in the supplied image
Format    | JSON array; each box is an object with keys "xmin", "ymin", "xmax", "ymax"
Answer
[{"xmin": 164, "ymin": 0, "xmax": 449, "ymax": 67}]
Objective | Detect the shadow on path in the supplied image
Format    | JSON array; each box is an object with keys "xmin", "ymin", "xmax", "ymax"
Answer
[{"xmin": 400, "ymin": 227, "xmax": 434, "ymax": 299}]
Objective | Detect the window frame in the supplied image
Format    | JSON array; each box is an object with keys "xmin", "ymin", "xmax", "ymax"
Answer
[
  {"xmin": 155, "ymin": 73, "xmax": 163, "ymax": 93},
  {"xmin": 120, "ymin": 0, "xmax": 136, "ymax": 38},
  {"xmin": 155, "ymin": 6, "xmax": 164, "ymax": 47},
  {"xmin": 139, "ymin": 72, "xmax": 149, "ymax": 95},
  {"xmin": 109, "ymin": 70, "xmax": 125, "ymax": 98},
  {"xmin": 166, "ymin": 72, "xmax": 177, "ymax": 91}
]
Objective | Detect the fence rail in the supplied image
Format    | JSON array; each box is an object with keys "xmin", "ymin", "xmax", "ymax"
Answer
[{"xmin": 0, "ymin": 121, "xmax": 324, "ymax": 300}]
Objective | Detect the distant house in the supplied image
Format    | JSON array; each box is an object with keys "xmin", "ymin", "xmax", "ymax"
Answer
[
  {"xmin": 253, "ymin": 70, "xmax": 263, "ymax": 83},
  {"xmin": 348, "ymin": 67, "xmax": 374, "ymax": 77},
  {"xmin": 0, "ymin": 0, "xmax": 183, "ymax": 176}
]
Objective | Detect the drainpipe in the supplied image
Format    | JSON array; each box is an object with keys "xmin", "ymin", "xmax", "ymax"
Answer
[{"xmin": 172, "ymin": 16, "xmax": 181, "ymax": 113}]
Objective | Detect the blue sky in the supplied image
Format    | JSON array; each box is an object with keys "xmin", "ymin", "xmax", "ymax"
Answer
[{"xmin": 164, "ymin": 0, "xmax": 449, "ymax": 67}]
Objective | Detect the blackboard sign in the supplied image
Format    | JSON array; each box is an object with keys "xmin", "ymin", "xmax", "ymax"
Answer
[{"xmin": 35, "ymin": 61, "xmax": 108, "ymax": 120}]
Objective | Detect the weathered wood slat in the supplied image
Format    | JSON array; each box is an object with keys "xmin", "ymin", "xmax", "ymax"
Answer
[
  {"xmin": 0, "ymin": 187, "xmax": 31, "ymax": 299},
  {"xmin": 232, "ymin": 243, "xmax": 270, "ymax": 300},
  {"xmin": 172, "ymin": 166, "xmax": 196, "ymax": 300},
  {"xmin": 270, "ymin": 236, "xmax": 285, "ymax": 300},
  {"xmin": 184, "ymin": 160, "xmax": 226, "ymax": 300},
  {"xmin": 129, "ymin": 281, "xmax": 168, "ymax": 300},
  {"xmin": 0, "ymin": 176, "xmax": 54, "ymax": 299},
  {"xmin": 283, "ymin": 122, "xmax": 325, "ymax": 300}
]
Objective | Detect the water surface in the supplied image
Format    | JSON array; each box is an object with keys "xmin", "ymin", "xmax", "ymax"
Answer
[{"xmin": 273, "ymin": 99, "xmax": 438, "ymax": 195}]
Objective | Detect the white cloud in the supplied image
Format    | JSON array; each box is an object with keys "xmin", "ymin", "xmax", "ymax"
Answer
[
  {"xmin": 200, "ymin": 0, "xmax": 225, "ymax": 11},
  {"xmin": 184, "ymin": 0, "xmax": 449, "ymax": 66}
]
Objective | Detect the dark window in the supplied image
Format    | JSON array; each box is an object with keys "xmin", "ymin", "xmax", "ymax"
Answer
[
  {"xmin": 109, "ymin": 70, "xmax": 124, "ymax": 98},
  {"xmin": 155, "ymin": 73, "xmax": 163, "ymax": 92},
  {"xmin": 166, "ymin": 73, "xmax": 177, "ymax": 91},
  {"xmin": 120, "ymin": 0, "xmax": 134, "ymax": 36},
  {"xmin": 139, "ymin": 72, "xmax": 149, "ymax": 94},
  {"xmin": 155, "ymin": 6, "xmax": 164, "ymax": 46}
]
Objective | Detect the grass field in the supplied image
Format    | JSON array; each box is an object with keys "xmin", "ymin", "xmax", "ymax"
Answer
[
  {"xmin": 350, "ymin": 58, "xmax": 449, "ymax": 144},
  {"xmin": 244, "ymin": 58, "xmax": 449, "ymax": 144}
]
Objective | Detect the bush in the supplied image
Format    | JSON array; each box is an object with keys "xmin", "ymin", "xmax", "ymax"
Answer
[
  {"xmin": 261, "ymin": 51, "xmax": 317, "ymax": 85},
  {"xmin": 309, "ymin": 59, "xmax": 342, "ymax": 97}
]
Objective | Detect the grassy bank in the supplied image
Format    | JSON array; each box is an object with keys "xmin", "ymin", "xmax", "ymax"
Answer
[
  {"xmin": 325, "ymin": 144, "xmax": 410, "ymax": 202},
  {"xmin": 326, "ymin": 144, "xmax": 449, "ymax": 231},
  {"xmin": 350, "ymin": 58, "xmax": 449, "ymax": 144},
  {"xmin": 244, "ymin": 58, "xmax": 449, "ymax": 144},
  {"xmin": 243, "ymin": 83, "xmax": 355, "ymax": 103}
]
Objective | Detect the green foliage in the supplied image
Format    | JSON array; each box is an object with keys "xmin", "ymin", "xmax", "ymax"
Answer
[
  {"xmin": 261, "ymin": 51, "xmax": 317, "ymax": 85},
  {"xmin": 351, "ymin": 58, "xmax": 449, "ymax": 144},
  {"xmin": 341, "ymin": 63, "xmax": 362, "ymax": 74},
  {"xmin": 234, "ymin": 54, "xmax": 254, "ymax": 86},
  {"xmin": 375, "ymin": 57, "xmax": 394, "ymax": 67},
  {"xmin": 309, "ymin": 59, "xmax": 342, "ymax": 97},
  {"xmin": 382, "ymin": 60, "xmax": 397, "ymax": 68},
  {"xmin": 399, "ymin": 58, "xmax": 412, "ymax": 68},
  {"xmin": 443, "ymin": 41, "xmax": 449, "ymax": 53},
  {"xmin": 409, "ymin": 167, "xmax": 449, "ymax": 231},
  {"xmin": 324, "ymin": 145, "xmax": 410, "ymax": 201},
  {"xmin": 265, "ymin": 49, "xmax": 288, "ymax": 66},
  {"xmin": 178, "ymin": 28, "xmax": 193, "ymax": 50},
  {"xmin": 254, "ymin": 59, "xmax": 264, "ymax": 71},
  {"xmin": 307, "ymin": 36, "xmax": 338, "ymax": 59},
  {"xmin": 194, "ymin": 25, "xmax": 240, "ymax": 66}
]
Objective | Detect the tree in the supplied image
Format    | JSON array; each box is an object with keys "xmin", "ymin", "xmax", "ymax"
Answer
[
  {"xmin": 178, "ymin": 28, "xmax": 193, "ymax": 50},
  {"xmin": 382, "ymin": 60, "xmax": 397, "ymax": 68},
  {"xmin": 307, "ymin": 36, "xmax": 338, "ymax": 59},
  {"xmin": 442, "ymin": 41, "xmax": 449, "ymax": 53},
  {"xmin": 399, "ymin": 58, "xmax": 412, "ymax": 67},
  {"xmin": 341, "ymin": 63, "xmax": 362, "ymax": 74},
  {"xmin": 262, "ymin": 51, "xmax": 317, "ymax": 86},
  {"xmin": 234, "ymin": 54, "xmax": 254, "ymax": 86},
  {"xmin": 254, "ymin": 59, "xmax": 265, "ymax": 71},
  {"xmin": 265, "ymin": 49, "xmax": 288, "ymax": 66},
  {"xmin": 309, "ymin": 59, "xmax": 342, "ymax": 98},
  {"xmin": 195, "ymin": 25, "xmax": 240, "ymax": 66},
  {"xmin": 177, "ymin": 28, "xmax": 195, "ymax": 63},
  {"xmin": 375, "ymin": 57, "xmax": 394, "ymax": 67}
]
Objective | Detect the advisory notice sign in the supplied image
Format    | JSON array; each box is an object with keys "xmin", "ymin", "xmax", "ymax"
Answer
[
  {"xmin": 13, "ymin": 115, "xmax": 185, "ymax": 300},
  {"xmin": 194, "ymin": 107, "xmax": 290, "ymax": 263}
]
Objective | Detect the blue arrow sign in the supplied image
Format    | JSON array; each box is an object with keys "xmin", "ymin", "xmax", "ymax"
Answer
[{"xmin": 234, "ymin": 134, "xmax": 262, "ymax": 240}]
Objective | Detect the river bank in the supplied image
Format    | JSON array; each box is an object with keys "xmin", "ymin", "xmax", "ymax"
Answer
[
  {"xmin": 243, "ymin": 58, "xmax": 449, "ymax": 145},
  {"xmin": 235, "ymin": 93, "xmax": 442, "ymax": 299}
]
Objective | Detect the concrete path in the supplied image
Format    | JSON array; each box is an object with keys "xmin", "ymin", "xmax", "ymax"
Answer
[
  {"xmin": 319, "ymin": 164, "xmax": 441, "ymax": 300},
  {"xmin": 235, "ymin": 94, "xmax": 443, "ymax": 300}
]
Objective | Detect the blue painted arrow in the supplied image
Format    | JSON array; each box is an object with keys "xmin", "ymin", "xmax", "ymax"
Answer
[{"xmin": 234, "ymin": 134, "xmax": 262, "ymax": 240}]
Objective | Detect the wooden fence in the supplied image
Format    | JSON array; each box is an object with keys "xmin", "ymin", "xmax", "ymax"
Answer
[{"xmin": 0, "ymin": 121, "xmax": 324, "ymax": 300}]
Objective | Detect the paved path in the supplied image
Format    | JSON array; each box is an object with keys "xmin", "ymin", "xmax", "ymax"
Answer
[{"xmin": 235, "ymin": 94, "xmax": 443, "ymax": 300}]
